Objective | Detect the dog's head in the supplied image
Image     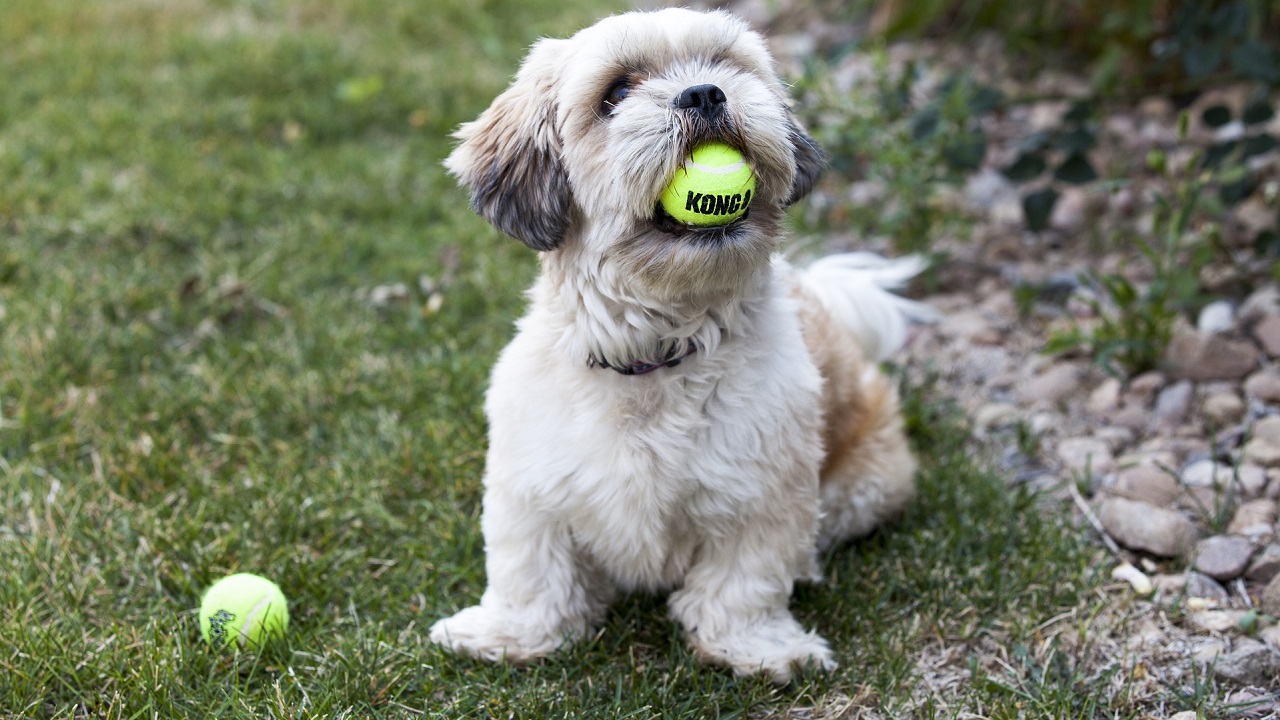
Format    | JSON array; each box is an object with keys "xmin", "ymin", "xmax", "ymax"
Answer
[{"xmin": 446, "ymin": 9, "xmax": 824, "ymax": 296}]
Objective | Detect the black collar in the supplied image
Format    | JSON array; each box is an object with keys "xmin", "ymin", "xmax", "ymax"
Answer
[{"xmin": 587, "ymin": 339, "xmax": 699, "ymax": 376}]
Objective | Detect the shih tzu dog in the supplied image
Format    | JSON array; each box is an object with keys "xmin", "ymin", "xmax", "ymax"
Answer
[{"xmin": 429, "ymin": 7, "xmax": 931, "ymax": 684}]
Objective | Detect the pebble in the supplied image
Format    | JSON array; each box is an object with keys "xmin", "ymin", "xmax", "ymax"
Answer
[
  {"xmin": 1193, "ymin": 535, "xmax": 1255, "ymax": 580},
  {"xmin": 1255, "ymin": 416, "xmax": 1280, "ymax": 445},
  {"xmin": 1245, "ymin": 438, "xmax": 1280, "ymax": 468},
  {"xmin": 1099, "ymin": 497, "xmax": 1200, "ymax": 557},
  {"xmin": 1213, "ymin": 639, "xmax": 1280, "ymax": 686},
  {"xmin": 1202, "ymin": 391, "xmax": 1246, "ymax": 426},
  {"xmin": 1126, "ymin": 371, "xmax": 1166, "ymax": 400},
  {"xmin": 1197, "ymin": 299, "xmax": 1235, "ymax": 334},
  {"xmin": 1086, "ymin": 378, "xmax": 1121, "ymax": 416},
  {"xmin": 1163, "ymin": 332, "xmax": 1260, "ymax": 381},
  {"xmin": 1188, "ymin": 609, "xmax": 1250, "ymax": 633},
  {"xmin": 1261, "ymin": 574, "xmax": 1280, "ymax": 615},
  {"xmin": 1246, "ymin": 543, "xmax": 1280, "ymax": 583},
  {"xmin": 1020, "ymin": 363, "xmax": 1082, "ymax": 405},
  {"xmin": 1181, "ymin": 458, "xmax": 1232, "ymax": 488},
  {"xmin": 1056, "ymin": 437, "xmax": 1115, "ymax": 476},
  {"xmin": 1244, "ymin": 370, "xmax": 1280, "ymax": 403},
  {"xmin": 1111, "ymin": 464, "xmax": 1180, "ymax": 506},
  {"xmin": 1239, "ymin": 285, "xmax": 1280, "ymax": 325},
  {"xmin": 972, "ymin": 402, "xmax": 1020, "ymax": 432},
  {"xmin": 1152, "ymin": 380, "xmax": 1193, "ymax": 428},
  {"xmin": 1254, "ymin": 315, "xmax": 1280, "ymax": 358},
  {"xmin": 1228, "ymin": 498, "xmax": 1278, "ymax": 536}
]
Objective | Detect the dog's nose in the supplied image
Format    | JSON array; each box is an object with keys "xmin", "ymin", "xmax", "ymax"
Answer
[{"xmin": 675, "ymin": 84, "xmax": 727, "ymax": 119}]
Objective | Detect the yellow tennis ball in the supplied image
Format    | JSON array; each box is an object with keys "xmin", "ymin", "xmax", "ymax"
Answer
[
  {"xmin": 199, "ymin": 573, "xmax": 289, "ymax": 650},
  {"xmin": 660, "ymin": 142, "xmax": 756, "ymax": 227}
]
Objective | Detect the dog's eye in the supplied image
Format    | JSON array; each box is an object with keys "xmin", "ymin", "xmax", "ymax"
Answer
[{"xmin": 603, "ymin": 80, "xmax": 631, "ymax": 112}]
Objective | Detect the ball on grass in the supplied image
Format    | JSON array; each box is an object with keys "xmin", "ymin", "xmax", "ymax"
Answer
[
  {"xmin": 199, "ymin": 573, "xmax": 289, "ymax": 650},
  {"xmin": 659, "ymin": 142, "xmax": 756, "ymax": 227}
]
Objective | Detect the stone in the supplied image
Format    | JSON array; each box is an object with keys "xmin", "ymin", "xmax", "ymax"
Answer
[
  {"xmin": 1086, "ymin": 378, "xmax": 1121, "ymax": 416},
  {"xmin": 1182, "ymin": 458, "xmax": 1232, "ymax": 488},
  {"xmin": 1110, "ymin": 405, "xmax": 1150, "ymax": 432},
  {"xmin": 1189, "ymin": 609, "xmax": 1251, "ymax": 633},
  {"xmin": 1262, "ymin": 574, "xmax": 1280, "ymax": 615},
  {"xmin": 1240, "ymin": 285, "xmax": 1280, "ymax": 325},
  {"xmin": 1245, "ymin": 370, "xmax": 1280, "ymax": 403},
  {"xmin": 1213, "ymin": 639, "xmax": 1280, "ymax": 686},
  {"xmin": 1020, "ymin": 363, "xmax": 1082, "ymax": 405},
  {"xmin": 1153, "ymin": 380, "xmax": 1194, "ymax": 427},
  {"xmin": 1126, "ymin": 371, "xmax": 1166, "ymax": 400},
  {"xmin": 1202, "ymin": 391, "xmax": 1246, "ymax": 426},
  {"xmin": 1194, "ymin": 535, "xmax": 1255, "ymax": 580},
  {"xmin": 1246, "ymin": 543, "xmax": 1280, "ymax": 583},
  {"xmin": 1245, "ymin": 439, "xmax": 1280, "ymax": 468},
  {"xmin": 1254, "ymin": 315, "xmax": 1280, "ymax": 358},
  {"xmin": 1228, "ymin": 499, "xmax": 1278, "ymax": 536},
  {"xmin": 1237, "ymin": 464, "xmax": 1270, "ymax": 496},
  {"xmin": 1099, "ymin": 497, "xmax": 1200, "ymax": 557},
  {"xmin": 1260, "ymin": 624, "xmax": 1280, "ymax": 650},
  {"xmin": 1197, "ymin": 299, "xmax": 1236, "ymax": 334},
  {"xmin": 1056, "ymin": 437, "xmax": 1115, "ymax": 476},
  {"xmin": 1112, "ymin": 464, "xmax": 1181, "ymax": 506},
  {"xmin": 1185, "ymin": 572, "xmax": 1232, "ymax": 604},
  {"xmin": 972, "ymin": 403, "xmax": 1020, "ymax": 432},
  {"xmin": 1169, "ymin": 712, "xmax": 1200, "ymax": 720},
  {"xmin": 1255, "ymin": 416, "xmax": 1280, "ymax": 445},
  {"xmin": 1163, "ymin": 332, "xmax": 1260, "ymax": 381}
]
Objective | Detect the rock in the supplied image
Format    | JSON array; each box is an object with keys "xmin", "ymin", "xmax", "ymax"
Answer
[
  {"xmin": 1153, "ymin": 380, "xmax": 1194, "ymax": 427},
  {"xmin": 1197, "ymin": 299, "xmax": 1236, "ymax": 334},
  {"xmin": 1260, "ymin": 624, "xmax": 1280, "ymax": 651},
  {"xmin": 1245, "ymin": 370, "xmax": 1280, "ymax": 403},
  {"xmin": 1213, "ymin": 639, "xmax": 1280, "ymax": 686},
  {"xmin": 1245, "ymin": 438, "xmax": 1280, "ymax": 468},
  {"xmin": 1240, "ymin": 285, "xmax": 1280, "ymax": 325},
  {"xmin": 1056, "ymin": 437, "xmax": 1115, "ymax": 476},
  {"xmin": 1254, "ymin": 315, "xmax": 1280, "ymax": 359},
  {"xmin": 1202, "ymin": 391, "xmax": 1246, "ymax": 426},
  {"xmin": 1086, "ymin": 378, "xmax": 1122, "ymax": 416},
  {"xmin": 1255, "ymin": 416, "xmax": 1280, "ymax": 445},
  {"xmin": 1189, "ymin": 609, "xmax": 1251, "ymax": 633},
  {"xmin": 1021, "ymin": 363, "xmax": 1082, "ymax": 405},
  {"xmin": 1193, "ymin": 638, "xmax": 1229, "ymax": 664},
  {"xmin": 1185, "ymin": 572, "xmax": 1232, "ymax": 604},
  {"xmin": 1262, "ymin": 574, "xmax": 1280, "ymax": 615},
  {"xmin": 1163, "ymin": 332, "xmax": 1260, "ymax": 381},
  {"xmin": 1126, "ymin": 371, "xmax": 1166, "ymax": 400},
  {"xmin": 1099, "ymin": 497, "xmax": 1200, "ymax": 557},
  {"xmin": 1109, "ymin": 405, "xmax": 1149, "ymax": 431},
  {"xmin": 1194, "ymin": 535, "xmax": 1255, "ymax": 580},
  {"xmin": 972, "ymin": 402, "xmax": 1020, "ymax": 432},
  {"xmin": 1182, "ymin": 458, "xmax": 1232, "ymax": 488},
  {"xmin": 1169, "ymin": 712, "xmax": 1199, "ymax": 720},
  {"xmin": 1112, "ymin": 464, "xmax": 1181, "ymax": 506},
  {"xmin": 1228, "ymin": 499, "xmax": 1278, "ymax": 536},
  {"xmin": 1237, "ymin": 464, "xmax": 1270, "ymax": 496},
  {"xmin": 1246, "ymin": 543, "xmax": 1280, "ymax": 583}
]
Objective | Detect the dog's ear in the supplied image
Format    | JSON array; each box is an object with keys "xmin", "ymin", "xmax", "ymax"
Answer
[
  {"xmin": 445, "ymin": 39, "xmax": 572, "ymax": 252},
  {"xmin": 784, "ymin": 115, "xmax": 826, "ymax": 206}
]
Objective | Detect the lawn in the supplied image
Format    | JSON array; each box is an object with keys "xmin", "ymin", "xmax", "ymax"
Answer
[{"xmin": 1, "ymin": 1, "xmax": 1119, "ymax": 717}]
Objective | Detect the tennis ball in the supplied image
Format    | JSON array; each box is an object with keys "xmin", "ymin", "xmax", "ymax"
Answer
[
  {"xmin": 660, "ymin": 142, "xmax": 756, "ymax": 227},
  {"xmin": 199, "ymin": 573, "xmax": 289, "ymax": 650}
]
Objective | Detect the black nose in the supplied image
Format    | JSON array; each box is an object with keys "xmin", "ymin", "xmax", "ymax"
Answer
[{"xmin": 675, "ymin": 84, "xmax": 726, "ymax": 119}]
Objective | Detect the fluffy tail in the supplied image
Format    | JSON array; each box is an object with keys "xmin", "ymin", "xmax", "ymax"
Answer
[{"xmin": 796, "ymin": 253, "xmax": 937, "ymax": 362}]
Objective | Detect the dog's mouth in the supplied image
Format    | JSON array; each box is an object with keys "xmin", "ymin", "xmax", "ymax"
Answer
[{"xmin": 651, "ymin": 203, "xmax": 751, "ymax": 240}]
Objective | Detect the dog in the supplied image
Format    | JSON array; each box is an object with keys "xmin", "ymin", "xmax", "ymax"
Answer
[{"xmin": 429, "ymin": 7, "xmax": 930, "ymax": 684}]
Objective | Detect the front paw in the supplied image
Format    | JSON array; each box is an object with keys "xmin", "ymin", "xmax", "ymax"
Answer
[
  {"xmin": 429, "ymin": 605, "xmax": 566, "ymax": 663},
  {"xmin": 687, "ymin": 618, "xmax": 837, "ymax": 684}
]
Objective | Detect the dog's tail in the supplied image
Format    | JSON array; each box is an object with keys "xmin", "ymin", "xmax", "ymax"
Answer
[{"xmin": 795, "ymin": 253, "xmax": 937, "ymax": 362}]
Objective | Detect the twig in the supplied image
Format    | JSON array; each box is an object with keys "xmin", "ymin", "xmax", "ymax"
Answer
[{"xmin": 1068, "ymin": 481, "xmax": 1123, "ymax": 558}]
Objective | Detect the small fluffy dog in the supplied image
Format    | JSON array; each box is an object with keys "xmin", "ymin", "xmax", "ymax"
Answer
[{"xmin": 430, "ymin": 8, "xmax": 929, "ymax": 683}]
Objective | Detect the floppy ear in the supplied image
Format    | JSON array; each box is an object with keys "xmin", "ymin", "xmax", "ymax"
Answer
[
  {"xmin": 784, "ymin": 115, "xmax": 826, "ymax": 206},
  {"xmin": 444, "ymin": 39, "xmax": 572, "ymax": 252}
]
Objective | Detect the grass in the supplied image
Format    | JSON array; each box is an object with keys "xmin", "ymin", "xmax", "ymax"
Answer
[{"xmin": 0, "ymin": 0, "xmax": 1194, "ymax": 717}]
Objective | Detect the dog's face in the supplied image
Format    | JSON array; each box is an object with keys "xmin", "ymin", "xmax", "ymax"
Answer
[{"xmin": 446, "ymin": 9, "xmax": 824, "ymax": 299}]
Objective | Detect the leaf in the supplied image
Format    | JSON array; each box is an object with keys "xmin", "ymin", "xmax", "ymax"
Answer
[
  {"xmin": 1201, "ymin": 139, "xmax": 1239, "ymax": 169},
  {"xmin": 1211, "ymin": 1, "xmax": 1248, "ymax": 38},
  {"xmin": 1201, "ymin": 104, "xmax": 1232, "ymax": 128},
  {"xmin": 1018, "ymin": 130, "xmax": 1051, "ymax": 154},
  {"xmin": 1182, "ymin": 41, "xmax": 1224, "ymax": 78},
  {"xmin": 1053, "ymin": 153, "xmax": 1099, "ymax": 185},
  {"xmin": 1244, "ymin": 133, "xmax": 1278, "ymax": 158},
  {"xmin": 910, "ymin": 104, "xmax": 940, "ymax": 141},
  {"xmin": 944, "ymin": 128, "xmax": 987, "ymax": 171},
  {"xmin": 1256, "ymin": 229, "xmax": 1280, "ymax": 258},
  {"xmin": 1055, "ymin": 127, "xmax": 1097, "ymax": 154},
  {"xmin": 967, "ymin": 85, "xmax": 1004, "ymax": 115},
  {"xmin": 1023, "ymin": 187, "xmax": 1059, "ymax": 232},
  {"xmin": 1243, "ymin": 98, "xmax": 1275, "ymax": 125},
  {"xmin": 1003, "ymin": 152, "xmax": 1047, "ymax": 182},
  {"xmin": 1231, "ymin": 42, "xmax": 1280, "ymax": 83},
  {"xmin": 1064, "ymin": 101, "xmax": 1093, "ymax": 124}
]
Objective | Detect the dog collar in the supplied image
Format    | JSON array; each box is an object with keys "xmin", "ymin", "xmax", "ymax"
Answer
[{"xmin": 588, "ymin": 339, "xmax": 698, "ymax": 376}]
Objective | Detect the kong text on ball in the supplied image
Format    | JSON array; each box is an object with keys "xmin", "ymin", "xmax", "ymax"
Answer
[{"xmin": 659, "ymin": 142, "xmax": 756, "ymax": 227}]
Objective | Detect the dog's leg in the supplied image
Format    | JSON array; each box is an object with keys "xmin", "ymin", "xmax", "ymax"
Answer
[
  {"xmin": 429, "ymin": 487, "xmax": 612, "ymax": 662},
  {"xmin": 667, "ymin": 521, "xmax": 835, "ymax": 684}
]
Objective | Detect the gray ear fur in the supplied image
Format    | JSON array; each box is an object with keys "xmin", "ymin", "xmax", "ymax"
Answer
[
  {"xmin": 445, "ymin": 40, "xmax": 572, "ymax": 251},
  {"xmin": 785, "ymin": 116, "xmax": 826, "ymax": 206}
]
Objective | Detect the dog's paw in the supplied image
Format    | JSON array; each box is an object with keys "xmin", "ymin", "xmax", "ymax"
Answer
[
  {"xmin": 429, "ymin": 605, "xmax": 566, "ymax": 663},
  {"xmin": 687, "ymin": 617, "xmax": 837, "ymax": 685}
]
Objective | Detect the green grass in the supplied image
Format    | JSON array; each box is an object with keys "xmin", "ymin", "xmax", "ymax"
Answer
[{"xmin": 0, "ymin": 1, "xmax": 1174, "ymax": 717}]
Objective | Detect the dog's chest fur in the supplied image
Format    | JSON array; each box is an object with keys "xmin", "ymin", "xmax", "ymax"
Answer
[{"xmin": 482, "ymin": 273, "xmax": 824, "ymax": 591}]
